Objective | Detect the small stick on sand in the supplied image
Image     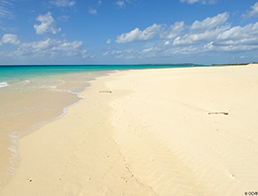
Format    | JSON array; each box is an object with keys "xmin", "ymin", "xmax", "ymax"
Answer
[
  {"xmin": 208, "ymin": 112, "xmax": 229, "ymax": 115},
  {"xmin": 99, "ymin": 91, "xmax": 112, "ymax": 93}
]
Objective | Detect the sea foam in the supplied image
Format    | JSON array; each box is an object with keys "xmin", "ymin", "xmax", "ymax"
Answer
[{"xmin": 0, "ymin": 82, "xmax": 9, "ymax": 88}]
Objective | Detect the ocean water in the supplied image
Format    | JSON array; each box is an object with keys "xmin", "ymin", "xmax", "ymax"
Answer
[{"xmin": 0, "ymin": 64, "xmax": 204, "ymax": 189}]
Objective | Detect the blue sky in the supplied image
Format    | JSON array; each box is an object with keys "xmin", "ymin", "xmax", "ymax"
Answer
[{"xmin": 0, "ymin": 0, "xmax": 258, "ymax": 65}]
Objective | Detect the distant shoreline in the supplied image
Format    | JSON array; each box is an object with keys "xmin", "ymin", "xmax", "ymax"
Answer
[
  {"xmin": 0, "ymin": 63, "xmax": 256, "ymax": 67},
  {"xmin": 211, "ymin": 63, "xmax": 250, "ymax": 66},
  {"xmin": 0, "ymin": 64, "xmax": 204, "ymax": 67}
]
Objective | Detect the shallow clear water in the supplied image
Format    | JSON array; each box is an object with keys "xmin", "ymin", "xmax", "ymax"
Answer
[{"xmin": 0, "ymin": 64, "xmax": 204, "ymax": 84}]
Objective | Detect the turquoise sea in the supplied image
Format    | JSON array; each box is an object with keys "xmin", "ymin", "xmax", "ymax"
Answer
[
  {"xmin": 0, "ymin": 64, "xmax": 205, "ymax": 189},
  {"xmin": 0, "ymin": 64, "xmax": 203, "ymax": 85}
]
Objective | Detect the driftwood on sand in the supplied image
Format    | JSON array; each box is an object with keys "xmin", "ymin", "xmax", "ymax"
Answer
[
  {"xmin": 208, "ymin": 112, "xmax": 229, "ymax": 115},
  {"xmin": 99, "ymin": 91, "xmax": 112, "ymax": 93}
]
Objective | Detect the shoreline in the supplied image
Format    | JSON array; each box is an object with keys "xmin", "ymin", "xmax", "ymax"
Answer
[
  {"xmin": 0, "ymin": 70, "xmax": 110, "ymax": 190},
  {"xmin": 0, "ymin": 72, "xmax": 157, "ymax": 195},
  {"xmin": 1, "ymin": 65, "xmax": 258, "ymax": 195},
  {"xmin": 0, "ymin": 66, "xmax": 201, "ymax": 189}
]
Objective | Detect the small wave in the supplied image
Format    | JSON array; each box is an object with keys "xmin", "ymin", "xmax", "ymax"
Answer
[
  {"xmin": 58, "ymin": 97, "xmax": 85, "ymax": 120},
  {"xmin": 52, "ymin": 89, "xmax": 85, "ymax": 120},
  {"xmin": 0, "ymin": 82, "xmax": 9, "ymax": 88},
  {"xmin": 39, "ymin": 85, "xmax": 57, "ymax": 89},
  {"xmin": 0, "ymin": 133, "xmax": 21, "ymax": 190},
  {"xmin": 8, "ymin": 133, "xmax": 21, "ymax": 170},
  {"xmin": 49, "ymin": 86, "xmax": 57, "ymax": 89},
  {"xmin": 18, "ymin": 80, "xmax": 31, "ymax": 87}
]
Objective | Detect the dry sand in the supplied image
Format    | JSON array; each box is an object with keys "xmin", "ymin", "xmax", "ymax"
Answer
[{"xmin": 1, "ymin": 65, "xmax": 258, "ymax": 196}]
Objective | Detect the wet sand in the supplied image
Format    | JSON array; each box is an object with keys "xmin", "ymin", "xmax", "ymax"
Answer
[{"xmin": 0, "ymin": 71, "xmax": 100, "ymax": 189}]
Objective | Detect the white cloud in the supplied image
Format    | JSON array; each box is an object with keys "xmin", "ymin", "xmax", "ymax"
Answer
[
  {"xmin": 116, "ymin": 1, "xmax": 125, "ymax": 8},
  {"xmin": 170, "ymin": 21, "xmax": 258, "ymax": 54},
  {"xmin": 0, "ymin": 6, "xmax": 92, "ymax": 60},
  {"xmin": 115, "ymin": 0, "xmax": 134, "ymax": 9},
  {"xmin": 115, "ymin": 23, "xmax": 163, "ymax": 43},
  {"xmin": 89, "ymin": 7, "xmax": 97, "ymax": 14},
  {"xmin": 0, "ymin": 0, "xmax": 13, "ymax": 18},
  {"xmin": 68, "ymin": 1, "xmax": 75, "ymax": 6},
  {"xmin": 11, "ymin": 38, "xmax": 84, "ymax": 58},
  {"xmin": 214, "ymin": 45, "xmax": 258, "ymax": 52},
  {"xmin": 125, "ymin": 49, "xmax": 137, "ymax": 54},
  {"xmin": 180, "ymin": 0, "xmax": 199, "ymax": 4},
  {"xmin": 180, "ymin": 0, "xmax": 216, "ymax": 4},
  {"xmin": 81, "ymin": 50, "xmax": 91, "ymax": 58},
  {"xmin": 106, "ymin": 39, "xmax": 112, "ymax": 44},
  {"xmin": 215, "ymin": 22, "xmax": 258, "ymax": 48},
  {"xmin": 102, "ymin": 48, "xmax": 140, "ymax": 59},
  {"xmin": 34, "ymin": 12, "xmax": 61, "ymax": 35},
  {"xmin": 58, "ymin": 15, "xmax": 70, "ymax": 22},
  {"xmin": 115, "ymin": 54, "xmax": 123, "ymax": 58},
  {"xmin": 111, "ymin": 50, "xmax": 122, "ymax": 54},
  {"xmin": 52, "ymin": 40, "xmax": 82, "ymax": 51},
  {"xmin": 113, "ymin": 13, "xmax": 258, "ymax": 61},
  {"xmin": 0, "ymin": 35, "xmax": 89, "ymax": 59},
  {"xmin": 173, "ymin": 25, "xmax": 230, "ymax": 46},
  {"xmin": 242, "ymin": 2, "xmax": 258, "ymax": 19},
  {"xmin": 102, "ymin": 52, "xmax": 109, "ymax": 56},
  {"xmin": 111, "ymin": 10, "xmax": 258, "ymax": 60},
  {"xmin": 190, "ymin": 12, "xmax": 229, "ymax": 33},
  {"xmin": 216, "ymin": 26, "xmax": 248, "ymax": 41},
  {"xmin": 173, "ymin": 13, "xmax": 230, "ymax": 46},
  {"xmin": 49, "ymin": 0, "xmax": 75, "ymax": 7},
  {"xmin": 142, "ymin": 47, "xmax": 154, "ymax": 53},
  {"xmin": 160, "ymin": 21, "xmax": 185, "ymax": 39},
  {"xmin": 1, "ymin": 34, "xmax": 20, "ymax": 45},
  {"xmin": 115, "ymin": 14, "xmax": 228, "ymax": 44},
  {"xmin": 164, "ymin": 41, "xmax": 170, "ymax": 45},
  {"xmin": 98, "ymin": 1, "xmax": 102, "ymax": 6}
]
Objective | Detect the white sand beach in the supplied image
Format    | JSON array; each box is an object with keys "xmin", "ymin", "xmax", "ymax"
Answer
[{"xmin": 1, "ymin": 65, "xmax": 258, "ymax": 196}]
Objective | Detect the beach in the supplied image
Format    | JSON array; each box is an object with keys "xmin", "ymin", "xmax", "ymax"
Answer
[{"xmin": 1, "ymin": 65, "xmax": 258, "ymax": 195}]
